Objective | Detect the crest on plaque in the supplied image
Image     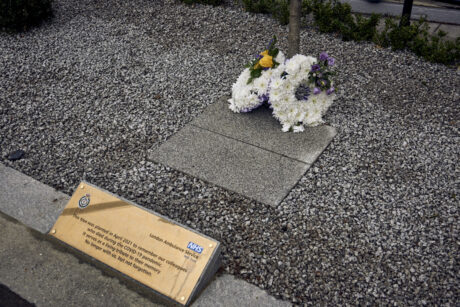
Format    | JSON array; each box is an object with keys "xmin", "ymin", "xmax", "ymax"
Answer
[{"xmin": 78, "ymin": 194, "xmax": 91, "ymax": 209}]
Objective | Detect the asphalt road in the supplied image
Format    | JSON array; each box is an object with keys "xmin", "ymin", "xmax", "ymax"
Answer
[{"xmin": 344, "ymin": 0, "xmax": 460, "ymax": 24}]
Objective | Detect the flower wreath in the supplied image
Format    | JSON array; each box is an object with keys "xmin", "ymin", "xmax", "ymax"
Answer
[{"xmin": 229, "ymin": 38, "xmax": 337, "ymax": 132}]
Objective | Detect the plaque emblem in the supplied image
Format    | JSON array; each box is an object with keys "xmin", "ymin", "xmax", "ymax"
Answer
[
  {"xmin": 78, "ymin": 194, "xmax": 91, "ymax": 209},
  {"xmin": 187, "ymin": 242, "xmax": 203, "ymax": 254}
]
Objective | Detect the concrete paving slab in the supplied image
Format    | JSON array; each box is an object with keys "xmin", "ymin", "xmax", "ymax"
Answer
[
  {"xmin": 150, "ymin": 125, "xmax": 311, "ymax": 206},
  {"xmin": 191, "ymin": 99, "xmax": 337, "ymax": 164},
  {"xmin": 437, "ymin": 23, "xmax": 460, "ymax": 40},
  {"xmin": 426, "ymin": 22, "xmax": 442, "ymax": 35},
  {"xmin": 0, "ymin": 164, "xmax": 68, "ymax": 234},
  {"xmin": 0, "ymin": 163, "xmax": 290, "ymax": 306}
]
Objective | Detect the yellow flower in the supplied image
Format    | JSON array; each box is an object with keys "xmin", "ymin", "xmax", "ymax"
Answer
[
  {"xmin": 260, "ymin": 50, "xmax": 269, "ymax": 57},
  {"xmin": 253, "ymin": 50, "xmax": 274, "ymax": 69},
  {"xmin": 259, "ymin": 55, "xmax": 273, "ymax": 68}
]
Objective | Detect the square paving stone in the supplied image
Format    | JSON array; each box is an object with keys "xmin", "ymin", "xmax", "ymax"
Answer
[
  {"xmin": 149, "ymin": 98, "xmax": 337, "ymax": 206},
  {"xmin": 150, "ymin": 125, "xmax": 310, "ymax": 206},
  {"xmin": 192, "ymin": 98, "xmax": 337, "ymax": 164}
]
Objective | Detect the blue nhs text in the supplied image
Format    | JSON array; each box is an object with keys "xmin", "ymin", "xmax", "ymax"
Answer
[{"xmin": 187, "ymin": 242, "xmax": 203, "ymax": 254}]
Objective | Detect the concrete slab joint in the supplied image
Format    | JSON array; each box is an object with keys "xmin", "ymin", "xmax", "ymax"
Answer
[{"xmin": 149, "ymin": 98, "xmax": 337, "ymax": 206}]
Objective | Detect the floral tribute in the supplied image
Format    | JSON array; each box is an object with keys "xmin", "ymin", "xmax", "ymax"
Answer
[
  {"xmin": 229, "ymin": 38, "xmax": 337, "ymax": 132},
  {"xmin": 228, "ymin": 37, "xmax": 286, "ymax": 113}
]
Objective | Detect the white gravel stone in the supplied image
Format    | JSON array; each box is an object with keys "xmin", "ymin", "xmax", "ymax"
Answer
[{"xmin": 0, "ymin": 0, "xmax": 459, "ymax": 305}]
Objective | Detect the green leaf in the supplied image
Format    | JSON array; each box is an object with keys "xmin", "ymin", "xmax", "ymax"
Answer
[
  {"xmin": 251, "ymin": 69, "xmax": 262, "ymax": 79},
  {"xmin": 270, "ymin": 48, "xmax": 279, "ymax": 58}
]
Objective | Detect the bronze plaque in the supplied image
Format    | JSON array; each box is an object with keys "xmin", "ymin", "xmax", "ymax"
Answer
[{"xmin": 50, "ymin": 182, "xmax": 220, "ymax": 306}]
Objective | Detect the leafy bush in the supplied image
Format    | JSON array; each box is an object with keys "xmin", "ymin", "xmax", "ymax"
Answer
[
  {"xmin": 242, "ymin": 0, "xmax": 274, "ymax": 14},
  {"xmin": 180, "ymin": 0, "xmax": 223, "ymax": 5},
  {"xmin": 0, "ymin": 0, "xmax": 53, "ymax": 32},
  {"xmin": 272, "ymin": 0, "xmax": 289, "ymax": 25},
  {"xmin": 306, "ymin": 0, "xmax": 379, "ymax": 41},
  {"xmin": 374, "ymin": 17, "xmax": 460, "ymax": 65},
  {"xmin": 242, "ymin": 0, "xmax": 289, "ymax": 25},
  {"xmin": 307, "ymin": 0, "xmax": 459, "ymax": 65}
]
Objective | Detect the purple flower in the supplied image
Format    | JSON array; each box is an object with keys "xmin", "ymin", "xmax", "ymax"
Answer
[
  {"xmin": 311, "ymin": 64, "xmax": 321, "ymax": 72},
  {"xmin": 295, "ymin": 84, "xmax": 311, "ymax": 101},
  {"xmin": 327, "ymin": 57, "xmax": 335, "ymax": 66},
  {"xmin": 313, "ymin": 87, "xmax": 321, "ymax": 95},
  {"xmin": 317, "ymin": 79, "xmax": 329, "ymax": 88},
  {"xmin": 326, "ymin": 87, "xmax": 335, "ymax": 95},
  {"xmin": 319, "ymin": 52, "xmax": 328, "ymax": 62},
  {"xmin": 259, "ymin": 94, "xmax": 269, "ymax": 103},
  {"xmin": 266, "ymin": 38, "xmax": 275, "ymax": 49},
  {"xmin": 242, "ymin": 101, "xmax": 263, "ymax": 113}
]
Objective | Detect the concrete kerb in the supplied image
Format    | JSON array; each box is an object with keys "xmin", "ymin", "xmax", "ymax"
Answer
[{"xmin": 0, "ymin": 163, "xmax": 291, "ymax": 307}]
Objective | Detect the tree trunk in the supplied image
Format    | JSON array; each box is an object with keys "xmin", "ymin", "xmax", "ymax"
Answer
[
  {"xmin": 288, "ymin": 0, "xmax": 301, "ymax": 58},
  {"xmin": 399, "ymin": 0, "xmax": 413, "ymax": 27}
]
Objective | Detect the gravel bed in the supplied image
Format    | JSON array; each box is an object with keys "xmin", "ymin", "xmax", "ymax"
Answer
[{"xmin": 1, "ymin": 0, "xmax": 459, "ymax": 305}]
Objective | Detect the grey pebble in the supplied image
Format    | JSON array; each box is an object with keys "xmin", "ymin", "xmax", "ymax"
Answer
[{"xmin": 0, "ymin": 0, "xmax": 459, "ymax": 305}]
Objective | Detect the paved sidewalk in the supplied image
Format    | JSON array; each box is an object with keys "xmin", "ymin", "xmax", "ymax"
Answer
[
  {"xmin": 343, "ymin": 0, "xmax": 460, "ymax": 41},
  {"xmin": 0, "ymin": 163, "xmax": 291, "ymax": 307},
  {"xmin": 344, "ymin": 0, "xmax": 460, "ymax": 24}
]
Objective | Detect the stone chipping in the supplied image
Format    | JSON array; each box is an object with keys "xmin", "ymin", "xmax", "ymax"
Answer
[{"xmin": 0, "ymin": 0, "xmax": 459, "ymax": 305}]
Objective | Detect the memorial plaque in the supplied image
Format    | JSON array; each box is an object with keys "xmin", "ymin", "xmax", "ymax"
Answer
[{"xmin": 49, "ymin": 182, "xmax": 221, "ymax": 306}]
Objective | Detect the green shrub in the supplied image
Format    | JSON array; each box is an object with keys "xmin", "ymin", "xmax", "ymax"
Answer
[
  {"xmin": 306, "ymin": 0, "xmax": 379, "ymax": 41},
  {"xmin": 375, "ymin": 17, "xmax": 424, "ymax": 50},
  {"xmin": 242, "ymin": 0, "xmax": 289, "ymax": 25},
  {"xmin": 181, "ymin": 0, "xmax": 223, "ymax": 5},
  {"xmin": 305, "ymin": 0, "xmax": 459, "ymax": 65},
  {"xmin": 374, "ymin": 17, "xmax": 460, "ymax": 65},
  {"xmin": 0, "ymin": 0, "xmax": 53, "ymax": 32},
  {"xmin": 272, "ymin": 0, "xmax": 289, "ymax": 25},
  {"xmin": 242, "ymin": 0, "xmax": 274, "ymax": 14}
]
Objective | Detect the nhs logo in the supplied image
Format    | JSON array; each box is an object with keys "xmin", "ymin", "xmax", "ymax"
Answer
[{"xmin": 187, "ymin": 242, "xmax": 203, "ymax": 254}]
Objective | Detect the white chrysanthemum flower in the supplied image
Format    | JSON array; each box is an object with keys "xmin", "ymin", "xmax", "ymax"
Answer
[
  {"xmin": 305, "ymin": 56, "xmax": 317, "ymax": 68},
  {"xmin": 282, "ymin": 123, "xmax": 291, "ymax": 132},
  {"xmin": 264, "ymin": 69, "xmax": 273, "ymax": 79},
  {"xmin": 271, "ymin": 78, "xmax": 283, "ymax": 90},
  {"xmin": 254, "ymin": 76, "xmax": 269, "ymax": 94},
  {"xmin": 270, "ymin": 89, "xmax": 282, "ymax": 100},
  {"xmin": 293, "ymin": 125, "xmax": 305, "ymax": 133},
  {"xmin": 285, "ymin": 59, "xmax": 300, "ymax": 75},
  {"xmin": 274, "ymin": 52, "xmax": 286, "ymax": 65}
]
